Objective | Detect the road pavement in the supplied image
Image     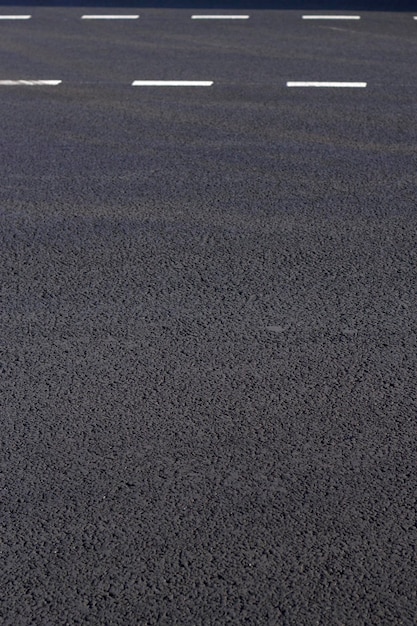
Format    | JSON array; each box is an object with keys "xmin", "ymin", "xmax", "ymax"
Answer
[{"xmin": 2, "ymin": 5, "xmax": 417, "ymax": 624}]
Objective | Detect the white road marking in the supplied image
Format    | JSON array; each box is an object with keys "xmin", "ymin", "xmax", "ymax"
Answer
[
  {"xmin": 132, "ymin": 80, "xmax": 213, "ymax": 86},
  {"xmin": 0, "ymin": 80, "xmax": 62, "ymax": 85},
  {"xmin": 81, "ymin": 15, "xmax": 139, "ymax": 19},
  {"xmin": 302, "ymin": 15, "xmax": 361, "ymax": 20},
  {"xmin": 191, "ymin": 15, "xmax": 250, "ymax": 19},
  {"xmin": 0, "ymin": 15, "xmax": 32, "ymax": 19},
  {"xmin": 287, "ymin": 81, "xmax": 367, "ymax": 88}
]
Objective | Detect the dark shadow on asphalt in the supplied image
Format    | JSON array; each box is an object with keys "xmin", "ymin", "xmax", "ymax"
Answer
[{"xmin": 0, "ymin": 0, "xmax": 415, "ymax": 10}]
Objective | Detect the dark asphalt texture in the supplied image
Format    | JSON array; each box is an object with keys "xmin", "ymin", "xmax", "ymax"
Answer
[{"xmin": 2, "ymin": 6, "xmax": 417, "ymax": 625}]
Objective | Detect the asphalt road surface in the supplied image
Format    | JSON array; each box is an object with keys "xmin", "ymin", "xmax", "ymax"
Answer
[{"xmin": 2, "ymin": 4, "xmax": 417, "ymax": 625}]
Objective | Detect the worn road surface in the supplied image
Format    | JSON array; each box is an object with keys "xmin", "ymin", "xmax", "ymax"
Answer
[{"xmin": 2, "ymin": 3, "xmax": 417, "ymax": 624}]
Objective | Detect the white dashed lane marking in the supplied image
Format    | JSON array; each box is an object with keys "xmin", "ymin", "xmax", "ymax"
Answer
[
  {"xmin": 302, "ymin": 15, "xmax": 361, "ymax": 20},
  {"xmin": 287, "ymin": 81, "xmax": 367, "ymax": 88},
  {"xmin": 132, "ymin": 80, "xmax": 213, "ymax": 87},
  {"xmin": 0, "ymin": 80, "xmax": 372, "ymax": 89},
  {"xmin": 0, "ymin": 15, "xmax": 32, "ymax": 20},
  {"xmin": 81, "ymin": 15, "xmax": 140, "ymax": 20},
  {"xmin": 191, "ymin": 15, "xmax": 250, "ymax": 20},
  {"xmin": 0, "ymin": 80, "xmax": 62, "ymax": 85}
]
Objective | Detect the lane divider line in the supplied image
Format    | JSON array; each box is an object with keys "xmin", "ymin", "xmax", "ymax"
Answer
[
  {"xmin": 0, "ymin": 80, "xmax": 370, "ymax": 89},
  {"xmin": 132, "ymin": 80, "xmax": 214, "ymax": 86},
  {"xmin": 0, "ymin": 80, "xmax": 62, "ymax": 85},
  {"xmin": 191, "ymin": 15, "xmax": 250, "ymax": 19},
  {"xmin": 302, "ymin": 15, "xmax": 361, "ymax": 20},
  {"xmin": 287, "ymin": 81, "xmax": 367, "ymax": 88},
  {"xmin": 81, "ymin": 15, "xmax": 140, "ymax": 20},
  {"xmin": 0, "ymin": 15, "xmax": 32, "ymax": 19}
]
